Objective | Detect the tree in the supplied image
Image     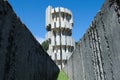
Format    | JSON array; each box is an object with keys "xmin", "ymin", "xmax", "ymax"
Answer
[{"xmin": 41, "ymin": 40, "xmax": 49, "ymax": 51}]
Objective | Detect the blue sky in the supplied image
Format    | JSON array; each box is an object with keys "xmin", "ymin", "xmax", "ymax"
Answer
[{"xmin": 8, "ymin": 0, "xmax": 104, "ymax": 43}]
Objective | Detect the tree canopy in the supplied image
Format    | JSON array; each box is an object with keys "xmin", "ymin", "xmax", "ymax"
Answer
[{"xmin": 41, "ymin": 41, "xmax": 49, "ymax": 51}]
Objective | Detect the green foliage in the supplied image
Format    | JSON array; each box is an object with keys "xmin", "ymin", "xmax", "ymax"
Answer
[
  {"xmin": 57, "ymin": 70, "xmax": 68, "ymax": 80},
  {"xmin": 41, "ymin": 41, "xmax": 49, "ymax": 51},
  {"xmin": 75, "ymin": 42, "xmax": 78, "ymax": 46}
]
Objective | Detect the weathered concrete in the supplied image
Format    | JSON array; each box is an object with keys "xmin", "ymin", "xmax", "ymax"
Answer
[
  {"xmin": 64, "ymin": 0, "xmax": 120, "ymax": 80},
  {"xmin": 0, "ymin": 0, "xmax": 59, "ymax": 80}
]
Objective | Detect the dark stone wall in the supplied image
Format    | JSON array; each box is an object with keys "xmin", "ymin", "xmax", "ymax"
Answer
[
  {"xmin": 0, "ymin": 0, "xmax": 59, "ymax": 80},
  {"xmin": 64, "ymin": 0, "xmax": 120, "ymax": 80}
]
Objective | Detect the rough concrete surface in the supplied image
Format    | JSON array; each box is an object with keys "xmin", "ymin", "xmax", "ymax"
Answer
[
  {"xmin": 64, "ymin": 0, "xmax": 120, "ymax": 80},
  {"xmin": 0, "ymin": 0, "xmax": 59, "ymax": 80}
]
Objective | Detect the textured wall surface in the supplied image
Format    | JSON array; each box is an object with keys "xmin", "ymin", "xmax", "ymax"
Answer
[
  {"xmin": 0, "ymin": 0, "xmax": 59, "ymax": 80},
  {"xmin": 64, "ymin": 0, "xmax": 120, "ymax": 80}
]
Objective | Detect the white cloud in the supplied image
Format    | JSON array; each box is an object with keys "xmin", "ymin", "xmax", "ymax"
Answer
[{"xmin": 35, "ymin": 37, "xmax": 45, "ymax": 44}]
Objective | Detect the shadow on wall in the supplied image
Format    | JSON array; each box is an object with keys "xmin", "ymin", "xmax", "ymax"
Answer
[{"xmin": 0, "ymin": 0, "xmax": 60, "ymax": 80}]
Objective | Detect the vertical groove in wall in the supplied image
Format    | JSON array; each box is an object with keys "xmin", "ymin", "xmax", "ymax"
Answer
[
  {"xmin": 88, "ymin": 27, "xmax": 97, "ymax": 80},
  {"xmin": 90, "ymin": 20, "xmax": 105, "ymax": 80},
  {"xmin": 89, "ymin": 25, "xmax": 98, "ymax": 80},
  {"xmin": 72, "ymin": 53, "xmax": 74, "ymax": 80},
  {"xmin": 0, "ymin": 5, "xmax": 5, "ymax": 48},
  {"xmin": 100, "ymin": 13, "xmax": 114, "ymax": 80},
  {"xmin": 95, "ymin": 27, "xmax": 106, "ymax": 80},
  {"xmin": 95, "ymin": 26, "xmax": 105, "ymax": 80},
  {"xmin": 81, "ymin": 48, "xmax": 86, "ymax": 80},
  {"xmin": 0, "ymin": 19, "xmax": 3, "ymax": 48},
  {"xmin": 3, "ymin": 25, "xmax": 16, "ymax": 80},
  {"xmin": 109, "ymin": 0, "xmax": 120, "ymax": 23}
]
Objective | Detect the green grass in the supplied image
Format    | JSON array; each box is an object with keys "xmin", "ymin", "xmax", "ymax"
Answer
[{"xmin": 57, "ymin": 70, "xmax": 68, "ymax": 80}]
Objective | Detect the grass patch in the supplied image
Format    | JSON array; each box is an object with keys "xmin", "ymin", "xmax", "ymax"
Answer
[{"xmin": 57, "ymin": 70, "xmax": 68, "ymax": 80}]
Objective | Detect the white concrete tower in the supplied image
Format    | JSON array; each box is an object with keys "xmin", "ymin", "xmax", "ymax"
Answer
[{"xmin": 45, "ymin": 6, "xmax": 75, "ymax": 69}]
